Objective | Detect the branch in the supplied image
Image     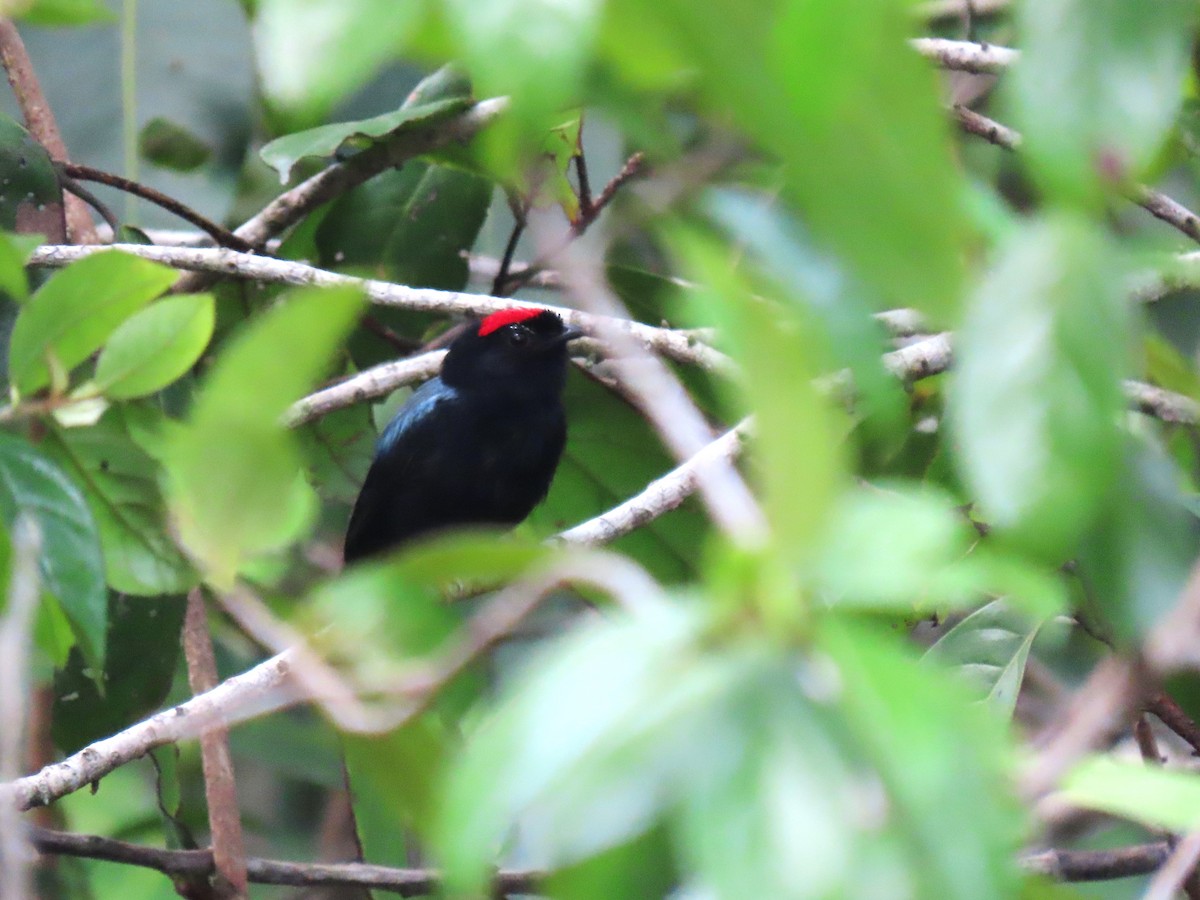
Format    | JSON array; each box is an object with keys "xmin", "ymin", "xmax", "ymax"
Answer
[
  {"xmin": 10, "ymin": 651, "xmax": 300, "ymax": 811},
  {"xmin": 1020, "ymin": 841, "xmax": 1170, "ymax": 882},
  {"xmin": 285, "ymin": 351, "xmax": 446, "ymax": 427},
  {"xmin": 557, "ymin": 421, "xmax": 749, "ymax": 546},
  {"xmin": 954, "ymin": 106, "xmax": 1200, "ymax": 247},
  {"xmin": 233, "ymin": 98, "xmax": 509, "ymax": 252},
  {"xmin": 28, "ymin": 243, "xmax": 734, "ymax": 375},
  {"xmin": 182, "ymin": 589, "xmax": 247, "ymax": 896},
  {"xmin": 27, "ymin": 825, "xmax": 540, "ymax": 897},
  {"xmin": 911, "ymin": 37, "xmax": 1019, "ymax": 73},
  {"xmin": 0, "ymin": 20, "xmax": 94, "ymax": 244}
]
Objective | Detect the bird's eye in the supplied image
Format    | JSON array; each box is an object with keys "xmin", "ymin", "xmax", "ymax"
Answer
[{"xmin": 507, "ymin": 327, "xmax": 529, "ymax": 346}]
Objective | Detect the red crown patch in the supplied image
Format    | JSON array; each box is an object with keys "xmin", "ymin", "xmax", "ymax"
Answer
[{"xmin": 478, "ymin": 307, "xmax": 545, "ymax": 336}]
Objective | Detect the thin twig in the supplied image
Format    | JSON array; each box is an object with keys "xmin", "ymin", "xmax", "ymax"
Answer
[
  {"xmin": 61, "ymin": 162, "xmax": 253, "ymax": 251},
  {"xmin": 0, "ymin": 20, "xmax": 94, "ymax": 244},
  {"xmin": 1147, "ymin": 693, "xmax": 1200, "ymax": 758},
  {"xmin": 911, "ymin": 37, "xmax": 1019, "ymax": 73},
  {"xmin": 954, "ymin": 105, "xmax": 1200, "ymax": 247},
  {"xmin": 27, "ymin": 826, "xmax": 540, "ymax": 897},
  {"xmin": 183, "ymin": 589, "xmax": 248, "ymax": 897},
  {"xmin": 1146, "ymin": 831, "xmax": 1200, "ymax": 900},
  {"xmin": 1020, "ymin": 842, "xmax": 1171, "ymax": 882}
]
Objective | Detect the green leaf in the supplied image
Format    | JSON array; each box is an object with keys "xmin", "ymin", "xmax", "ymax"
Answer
[
  {"xmin": 51, "ymin": 593, "xmax": 186, "ymax": 753},
  {"xmin": 1062, "ymin": 755, "xmax": 1200, "ymax": 833},
  {"xmin": 1008, "ymin": 0, "xmax": 1198, "ymax": 201},
  {"xmin": 1076, "ymin": 437, "xmax": 1200, "ymax": 644},
  {"xmin": 822, "ymin": 620, "xmax": 1022, "ymax": 900},
  {"xmin": 436, "ymin": 602, "xmax": 728, "ymax": 895},
  {"xmin": 0, "ymin": 431, "xmax": 106, "ymax": 669},
  {"xmin": 0, "ymin": 112, "xmax": 64, "ymax": 240},
  {"xmin": 164, "ymin": 286, "xmax": 362, "ymax": 587},
  {"xmin": 259, "ymin": 97, "xmax": 470, "ymax": 182},
  {"xmin": 42, "ymin": 414, "xmax": 197, "ymax": 596},
  {"xmin": 16, "ymin": 0, "xmax": 116, "ymax": 26},
  {"xmin": 0, "ymin": 230, "xmax": 32, "ymax": 303},
  {"xmin": 316, "ymin": 161, "xmax": 491, "ymax": 288},
  {"xmin": 442, "ymin": 0, "xmax": 600, "ymax": 170},
  {"xmin": 8, "ymin": 251, "xmax": 178, "ymax": 396},
  {"xmin": 138, "ymin": 117, "xmax": 212, "ymax": 172},
  {"xmin": 94, "ymin": 293, "xmax": 215, "ymax": 400},
  {"xmin": 949, "ymin": 215, "xmax": 1129, "ymax": 562},
  {"xmin": 254, "ymin": 0, "xmax": 423, "ymax": 125},
  {"xmin": 923, "ymin": 600, "xmax": 1044, "ymax": 718}
]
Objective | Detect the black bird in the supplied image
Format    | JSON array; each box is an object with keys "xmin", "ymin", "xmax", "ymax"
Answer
[{"xmin": 343, "ymin": 308, "xmax": 582, "ymax": 563}]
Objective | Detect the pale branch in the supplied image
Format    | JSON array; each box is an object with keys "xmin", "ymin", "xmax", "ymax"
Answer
[
  {"xmin": 0, "ymin": 20, "xmax": 94, "ymax": 244},
  {"xmin": 558, "ymin": 421, "xmax": 749, "ymax": 547},
  {"xmin": 1146, "ymin": 830, "xmax": 1200, "ymax": 900},
  {"xmin": 28, "ymin": 243, "xmax": 734, "ymax": 374},
  {"xmin": 286, "ymin": 351, "xmax": 446, "ymax": 427},
  {"xmin": 234, "ymin": 98, "xmax": 509, "ymax": 252},
  {"xmin": 182, "ymin": 589, "xmax": 248, "ymax": 896},
  {"xmin": 911, "ymin": 37, "xmax": 1018, "ymax": 73},
  {"xmin": 954, "ymin": 106, "xmax": 1200, "ymax": 247},
  {"xmin": 27, "ymin": 825, "xmax": 541, "ymax": 896},
  {"xmin": 10, "ymin": 651, "xmax": 300, "ymax": 812}
]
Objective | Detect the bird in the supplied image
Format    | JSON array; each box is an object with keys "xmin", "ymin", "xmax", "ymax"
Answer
[{"xmin": 343, "ymin": 307, "xmax": 583, "ymax": 563}]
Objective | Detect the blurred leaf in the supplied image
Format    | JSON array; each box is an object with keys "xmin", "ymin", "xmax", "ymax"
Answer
[
  {"xmin": 297, "ymin": 400, "xmax": 375, "ymax": 508},
  {"xmin": 1009, "ymin": 0, "xmax": 1197, "ymax": 201},
  {"xmin": 544, "ymin": 827, "xmax": 677, "ymax": 900},
  {"xmin": 0, "ymin": 111, "xmax": 64, "ymax": 241},
  {"xmin": 52, "ymin": 593, "xmax": 186, "ymax": 753},
  {"xmin": 8, "ymin": 251, "xmax": 177, "ymax": 396},
  {"xmin": 815, "ymin": 484, "xmax": 977, "ymax": 612},
  {"xmin": 164, "ymin": 286, "xmax": 362, "ymax": 587},
  {"xmin": 253, "ymin": 0, "xmax": 421, "ymax": 125},
  {"xmin": 94, "ymin": 294, "xmax": 214, "ymax": 400},
  {"xmin": 0, "ymin": 431, "xmax": 106, "ymax": 669},
  {"xmin": 949, "ymin": 215, "xmax": 1128, "ymax": 562},
  {"xmin": 822, "ymin": 619, "xmax": 1022, "ymax": 900},
  {"xmin": 259, "ymin": 96, "xmax": 471, "ymax": 182},
  {"xmin": 138, "ymin": 117, "xmax": 212, "ymax": 172},
  {"xmin": 0, "ymin": 230, "xmax": 31, "ymax": 303},
  {"xmin": 442, "ymin": 0, "xmax": 600, "ymax": 171},
  {"xmin": 676, "ymin": 669, "xmax": 866, "ymax": 899},
  {"xmin": 923, "ymin": 600, "xmax": 1043, "ymax": 718},
  {"xmin": 674, "ymin": 228, "xmax": 844, "ymax": 566},
  {"xmin": 43, "ymin": 414, "xmax": 196, "ymax": 596},
  {"xmin": 316, "ymin": 161, "xmax": 491, "ymax": 285},
  {"xmin": 344, "ymin": 718, "xmax": 452, "ymax": 860},
  {"xmin": 1062, "ymin": 755, "xmax": 1200, "ymax": 832},
  {"xmin": 14, "ymin": 0, "xmax": 115, "ymax": 25},
  {"xmin": 436, "ymin": 602, "xmax": 728, "ymax": 895},
  {"xmin": 1077, "ymin": 437, "xmax": 1200, "ymax": 643}
]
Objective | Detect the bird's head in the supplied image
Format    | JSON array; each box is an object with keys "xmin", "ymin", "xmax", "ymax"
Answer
[{"xmin": 441, "ymin": 308, "xmax": 584, "ymax": 393}]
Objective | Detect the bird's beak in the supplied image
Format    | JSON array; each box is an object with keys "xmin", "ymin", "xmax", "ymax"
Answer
[{"xmin": 559, "ymin": 326, "xmax": 586, "ymax": 344}]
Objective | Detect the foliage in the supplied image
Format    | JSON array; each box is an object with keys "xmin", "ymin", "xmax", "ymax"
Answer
[{"xmin": 5, "ymin": 1, "xmax": 1200, "ymax": 899}]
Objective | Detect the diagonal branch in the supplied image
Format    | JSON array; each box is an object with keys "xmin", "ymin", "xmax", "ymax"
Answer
[{"xmin": 911, "ymin": 37, "xmax": 1018, "ymax": 73}]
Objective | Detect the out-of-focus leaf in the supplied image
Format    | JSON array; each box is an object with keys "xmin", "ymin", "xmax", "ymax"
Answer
[
  {"xmin": 94, "ymin": 294, "xmax": 215, "ymax": 400},
  {"xmin": 436, "ymin": 602, "xmax": 728, "ymax": 895},
  {"xmin": 164, "ymin": 286, "xmax": 362, "ymax": 587},
  {"xmin": 8, "ymin": 251, "xmax": 177, "ymax": 395},
  {"xmin": 923, "ymin": 600, "xmax": 1043, "ymax": 718},
  {"xmin": 677, "ymin": 670, "xmax": 866, "ymax": 900},
  {"xmin": 1008, "ymin": 0, "xmax": 1197, "ymax": 201},
  {"xmin": 0, "ymin": 111, "xmax": 64, "ymax": 241},
  {"xmin": 51, "ymin": 593, "xmax": 186, "ymax": 753},
  {"xmin": 1077, "ymin": 437, "xmax": 1200, "ymax": 644},
  {"xmin": 43, "ymin": 415, "xmax": 196, "ymax": 596},
  {"xmin": 949, "ymin": 215, "xmax": 1128, "ymax": 562},
  {"xmin": 442, "ymin": 0, "xmax": 599, "ymax": 171},
  {"xmin": 0, "ymin": 230, "xmax": 31, "ymax": 303},
  {"xmin": 344, "ymin": 719, "xmax": 452, "ymax": 862},
  {"xmin": 138, "ymin": 117, "xmax": 212, "ymax": 172},
  {"xmin": 822, "ymin": 619, "xmax": 1022, "ymax": 900},
  {"xmin": 674, "ymin": 228, "xmax": 845, "ymax": 566},
  {"xmin": 0, "ymin": 431, "xmax": 106, "ymax": 669},
  {"xmin": 14, "ymin": 0, "xmax": 115, "ymax": 26},
  {"xmin": 316, "ymin": 161, "xmax": 491, "ymax": 285},
  {"xmin": 1062, "ymin": 755, "xmax": 1200, "ymax": 833},
  {"xmin": 259, "ymin": 97, "xmax": 470, "ymax": 182}
]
